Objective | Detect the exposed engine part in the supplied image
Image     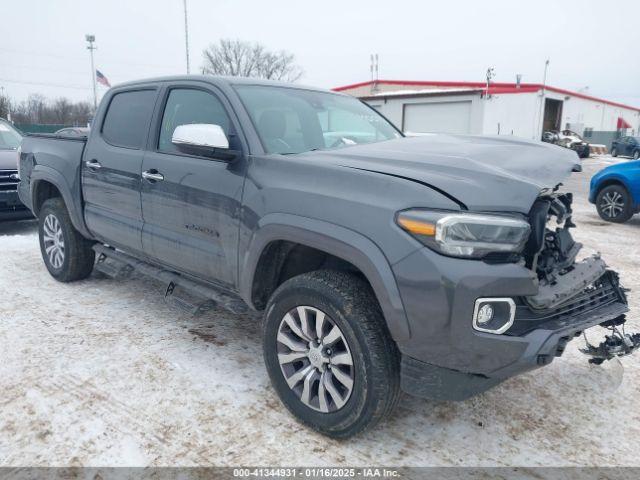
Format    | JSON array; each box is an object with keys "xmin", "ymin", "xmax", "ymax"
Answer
[
  {"xmin": 580, "ymin": 317, "xmax": 640, "ymax": 364},
  {"xmin": 525, "ymin": 192, "xmax": 583, "ymax": 284}
]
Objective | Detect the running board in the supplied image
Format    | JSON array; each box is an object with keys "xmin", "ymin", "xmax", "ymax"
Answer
[{"xmin": 92, "ymin": 244, "xmax": 249, "ymax": 315}]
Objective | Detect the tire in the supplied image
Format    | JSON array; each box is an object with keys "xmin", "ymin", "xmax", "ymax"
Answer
[
  {"xmin": 633, "ymin": 150, "xmax": 639, "ymax": 161},
  {"xmin": 38, "ymin": 197, "xmax": 95, "ymax": 282},
  {"xmin": 596, "ymin": 185, "xmax": 634, "ymax": 223},
  {"xmin": 611, "ymin": 147, "xmax": 618, "ymax": 157},
  {"xmin": 579, "ymin": 146, "xmax": 590, "ymax": 159},
  {"xmin": 263, "ymin": 270, "xmax": 400, "ymax": 438}
]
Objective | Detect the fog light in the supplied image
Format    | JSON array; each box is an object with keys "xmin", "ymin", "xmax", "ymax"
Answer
[
  {"xmin": 472, "ymin": 298, "xmax": 516, "ymax": 334},
  {"xmin": 476, "ymin": 304, "xmax": 494, "ymax": 325}
]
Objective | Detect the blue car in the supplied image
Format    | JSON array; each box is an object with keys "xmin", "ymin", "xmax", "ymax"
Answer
[{"xmin": 589, "ymin": 160, "xmax": 640, "ymax": 223}]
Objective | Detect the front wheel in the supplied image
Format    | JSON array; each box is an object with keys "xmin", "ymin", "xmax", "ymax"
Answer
[
  {"xmin": 38, "ymin": 197, "xmax": 95, "ymax": 282},
  {"xmin": 263, "ymin": 270, "xmax": 400, "ymax": 438},
  {"xmin": 596, "ymin": 185, "xmax": 634, "ymax": 223}
]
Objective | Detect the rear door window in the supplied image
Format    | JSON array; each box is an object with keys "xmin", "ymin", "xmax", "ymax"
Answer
[{"xmin": 101, "ymin": 90, "xmax": 156, "ymax": 149}]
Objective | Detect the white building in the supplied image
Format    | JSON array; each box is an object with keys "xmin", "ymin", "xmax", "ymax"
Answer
[{"xmin": 334, "ymin": 80, "xmax": 640, "ymax": 146}]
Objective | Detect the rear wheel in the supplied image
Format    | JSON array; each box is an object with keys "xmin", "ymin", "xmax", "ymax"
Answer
[
  {"xmin": 263, "ymin": 270, "xmax": 400, "ymax": 438},
  {"xmin": 596, "ymin": 185, "xmax": 633, "ymax": 223},
  {"xmin": 633, "ymin": 150, "xmax": 639, "ymax": 161},
  {"xmin": 611, "ymin": 147, "xmax": 618, "ymax": 157},
  {"xmin": 38, "ymin": 197, "xmax": 95, "ymax": 281}
]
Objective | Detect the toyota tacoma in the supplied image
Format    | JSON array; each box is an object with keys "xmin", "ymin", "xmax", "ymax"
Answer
[{"xmin": 17, "ymin": 76, "xmax": 636, "ymax": 438}]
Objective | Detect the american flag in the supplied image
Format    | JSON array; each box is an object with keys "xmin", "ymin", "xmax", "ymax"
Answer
[{"xmin": 96, "ymin": 70, "xmax": 111, "ymax": 88}]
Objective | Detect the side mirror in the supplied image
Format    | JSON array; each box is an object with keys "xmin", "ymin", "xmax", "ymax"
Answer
[{"xmin": 171, "ymin": 123, "xmax": 235, "ymax": 159}]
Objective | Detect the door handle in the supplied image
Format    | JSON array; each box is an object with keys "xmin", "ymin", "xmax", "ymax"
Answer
[
  {"xmin": 142, "ymin": 170, "xmax": 164, "ymax": 182},
  {"xmin": 85, "ymin": 159, "xmax": 102, "ymax": 170}
]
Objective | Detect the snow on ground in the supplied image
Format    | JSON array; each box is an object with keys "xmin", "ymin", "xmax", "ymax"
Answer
[{"xmin": 1, "ymin": 156, "xmax": 639, "ymax": 467}]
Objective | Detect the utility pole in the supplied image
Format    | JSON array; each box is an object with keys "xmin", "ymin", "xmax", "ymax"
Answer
[
  {"xmin": 370, "ymin": 54, "xmax": 379, "ymax": 93},
  {"xmin": 537, "ymin": 59, "xmax": 550, "ymax": 138},
  {"xmin": 85, "ymin": 34, "xmax": 97, "ymax": 110},
  {"xmin": 183, "ymin": 0, "xmax": 190, "ymax": 74},
  {"xmin": 485, "ymin": 67, "xmax": 495, "ymax": 99}
]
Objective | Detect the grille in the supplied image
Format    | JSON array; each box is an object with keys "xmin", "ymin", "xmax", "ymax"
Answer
[
  {"xmin": 0, "ymin": 169, "xmax": 19, "ymax": 192},
  {"xmin": 507, "ymin": 271, "xmax": 626, "ymax": 336}
]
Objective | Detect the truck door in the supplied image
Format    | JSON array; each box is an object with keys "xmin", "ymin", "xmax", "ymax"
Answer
[
  {"xmin": 82, "ymin": 88, "xmax": 157, "ymax": 254},
  {"xmin": 140, "ymin": 84, "xmax": 246, "ymax": 288}
]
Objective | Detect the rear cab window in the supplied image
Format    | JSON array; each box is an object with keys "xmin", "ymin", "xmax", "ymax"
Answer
[{"xmin": 101, "ymin": 89, "xmax": 157, "ymax": 149}]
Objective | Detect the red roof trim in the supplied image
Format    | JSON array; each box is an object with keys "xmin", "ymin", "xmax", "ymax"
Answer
[{"xmin": 333, "ymin": 80, "xmax": 640, "ymax": 112}]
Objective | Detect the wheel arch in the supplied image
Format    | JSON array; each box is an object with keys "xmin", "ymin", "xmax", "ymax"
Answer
[
  {"xmin": 595, "ymin": 176, "xmax": 632, "ymax": 200},
  {"xmin": 30, "ymin": 166, "xmax": 92, "ymax": 238},
  {"xmin": 239, "ymin": 213, "xmax": 411, "ymax": 342}
]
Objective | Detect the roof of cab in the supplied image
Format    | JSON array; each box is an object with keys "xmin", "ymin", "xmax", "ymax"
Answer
[{"xmin": 113, "ymin": 75, "xmax": 340, "ymax": 94}]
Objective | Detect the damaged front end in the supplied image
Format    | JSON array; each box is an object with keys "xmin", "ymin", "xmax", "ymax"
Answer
[{"xmin": 513, "ymin": 190, "xmax": 639, "ymax": 363}]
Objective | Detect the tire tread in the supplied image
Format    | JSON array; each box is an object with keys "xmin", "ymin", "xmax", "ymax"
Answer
[{"xmin": 39, "ymin": 197, "xmax": 95, "ymax": 282}]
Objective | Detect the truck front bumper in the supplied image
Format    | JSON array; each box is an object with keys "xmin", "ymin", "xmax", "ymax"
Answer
[{"xmin": 392, "ymin": 247, "xmax": 629, "ymax": 401}]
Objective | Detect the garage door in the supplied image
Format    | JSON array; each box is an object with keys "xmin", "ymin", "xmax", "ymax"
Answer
[{"xmin": 403, "ymin": 101, "xmax": 472, "ymax": 134}]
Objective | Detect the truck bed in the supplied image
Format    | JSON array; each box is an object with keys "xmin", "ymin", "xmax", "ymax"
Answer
[{"xmin": 17, "ymin": 134, "xmax": 89, "ymax": 235}]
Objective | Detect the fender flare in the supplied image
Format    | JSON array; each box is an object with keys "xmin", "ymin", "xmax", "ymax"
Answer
[
  {"xmin": 595, "ymin": 174, "xmax": 634, "ymax": 200},
  {"xmin": 239, "ymin": 213, "xmax": 411, "ymax": 342},
  {"xmin": 30, "ymin": 166, "xmax": 92, "ymax": 238}
]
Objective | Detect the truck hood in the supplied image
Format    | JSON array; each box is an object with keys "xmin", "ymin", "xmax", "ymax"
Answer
[
  {"xmin": 0, "ymin": 149, "xmax": 18, "ymax": 170},
  {"xmin": 304, "ymin": 134, "xmax": 580, "ymax": 213}
]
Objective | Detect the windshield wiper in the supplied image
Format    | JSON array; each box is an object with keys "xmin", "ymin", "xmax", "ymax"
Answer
[{"xmin": 279, "ymin": 148, "xmax": 323, "ymax": 155}]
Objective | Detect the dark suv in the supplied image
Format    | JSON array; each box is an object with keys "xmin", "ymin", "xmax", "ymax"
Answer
[
  {"xmin": 611, "ymin": 136, "xmax": 640, "ymax": 160},
  {"xmin": 0, "ymin": 119, "xmax": 31, "ymax": 220}
]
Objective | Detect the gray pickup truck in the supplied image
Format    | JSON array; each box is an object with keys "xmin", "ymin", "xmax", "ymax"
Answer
[{"xmin": 18, "ymin": 76, "xmax": 636, "ymax": 438}]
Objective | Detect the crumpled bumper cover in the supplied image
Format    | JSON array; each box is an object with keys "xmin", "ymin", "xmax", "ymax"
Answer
[
  {"xmin": 394, "ymin": 247, "xmax": 630, "ymax": 401},
  {"xmin": 525, "ymin": 255, "xmax": 607, "ymax": 310}
]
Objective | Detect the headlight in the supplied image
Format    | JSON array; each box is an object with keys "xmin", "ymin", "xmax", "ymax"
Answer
[{"xmin": 396, "ymin": 209, "xmax": 530, "ymax": 258}]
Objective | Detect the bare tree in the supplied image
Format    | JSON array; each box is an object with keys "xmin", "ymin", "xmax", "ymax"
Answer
[
  {"xmin": 10, "ymin": 94, "xmax": 94, "ymax": 125},
  {"xmin": 71, "ymin": 101, "xmax": 93, "ymax": 126},
  {"xmin": 52, "ymin": 97, "xmax": 74, "ymax": 124},
  {"xmin": 25, "ymin": 94, "xmax": 48, "ymax": 124},
  {"xmin": 202, "ymin": 39, "xmax": 303, "ymax": 82},
  {"xmin": 0, "ymin": 93, "xmax": 10, "ymax": 119}
]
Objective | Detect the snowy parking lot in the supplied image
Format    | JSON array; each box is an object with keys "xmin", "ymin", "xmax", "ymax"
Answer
[{"xmin": 1, "ymin": 155, "xmax": 639, "ymax": 467}]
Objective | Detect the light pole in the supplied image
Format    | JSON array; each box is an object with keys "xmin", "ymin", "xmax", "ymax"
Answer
[
  {"xmin": 537, "ymin": 59, "xmax": 550, "ymax": 138},
  {"xmin": 86, "ymin": 34, "xmax": 97, "ymax": 110},
  {"xmin": 183, "ymin": 0, "xmax": 190, "ymax": 74}
]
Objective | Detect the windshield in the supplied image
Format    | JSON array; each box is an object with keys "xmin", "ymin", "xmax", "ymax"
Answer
[
  {"xmin": 0, "ymin": 120, "xmax": 22, "ymax": 150},
  {"xmin": 235, "ymin": 85, "xmax": 401, "ymax": 154}
]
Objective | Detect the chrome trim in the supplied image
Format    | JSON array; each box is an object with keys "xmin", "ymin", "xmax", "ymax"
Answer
[
  {"xmin": 85, "ymin": 160, "xmax": 102, "ymax": 170},
  {"xmin": 435, "ymin": 214, "xmax": 531, "ymax": 252},
  {"xmin": 472, "ymin": 297, "xmax": 516, "ymax": 334},
  {"xmin": 142, "ymin": 171, "xmax": 164, "ymax": 182}
]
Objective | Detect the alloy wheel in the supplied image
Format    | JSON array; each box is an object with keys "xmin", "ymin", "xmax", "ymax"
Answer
[
  {"xmin": 43, "ymin": 213, "xmax": 65, "ymax": 269},
  {"xmin": 600, "ymin": 191, "xmax": 625, "ymax": 218},
  {"xmin": 276, "ymin": 306, "xmax": 354, "ymax": 413}
]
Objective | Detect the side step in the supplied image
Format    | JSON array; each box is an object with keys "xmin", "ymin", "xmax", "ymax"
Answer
[{"xmin": 92, "ymin": 244, "xmax": 249, "ymax": 315}]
